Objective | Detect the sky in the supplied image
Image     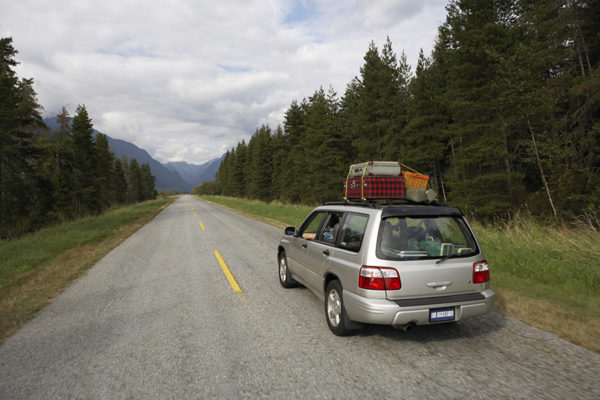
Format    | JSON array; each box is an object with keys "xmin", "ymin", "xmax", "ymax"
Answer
[{"xmin": 1, "ymin": 0, "xmax": 448, "ymax": 165}]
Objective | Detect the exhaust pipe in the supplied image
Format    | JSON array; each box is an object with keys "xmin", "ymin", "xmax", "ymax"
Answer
[{"xmin": 395, "ymin": 322, "xmax": 416, "ymax": 332}]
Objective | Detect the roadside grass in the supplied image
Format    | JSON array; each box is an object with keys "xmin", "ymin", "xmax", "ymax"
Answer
[
  {"xmin": 0, "ymin": 197, "xmax": 176, "ymax": 343},
  {"xmin": 200, "ymin": 195, "xmax": 314, "ymax": 228},
  {"xmin": 472, "ymin": 219, "xmax": 600, "ymax": 353},
  {"xmin": 198, "ymin": 195, "xmax": 600, "ymax": 353}
]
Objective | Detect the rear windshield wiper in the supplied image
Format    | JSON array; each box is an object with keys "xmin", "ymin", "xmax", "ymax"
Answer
[{"xmin": 436, "ymin": 255, "xmax": 453, "ymax": 264}]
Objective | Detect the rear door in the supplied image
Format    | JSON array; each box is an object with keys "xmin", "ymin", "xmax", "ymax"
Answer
[
  {"xmin": 376, "ymin": 215, "xmax": 483, "ymax": 299},
  {"xmin": 388, "ymin": 258, "xmax": 479, "ymax": 299}
]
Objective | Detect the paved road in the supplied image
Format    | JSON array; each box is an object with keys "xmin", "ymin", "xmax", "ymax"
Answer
[{"xmin": 1, "ymin": 195, "xmax": 598, "ymax": 399}]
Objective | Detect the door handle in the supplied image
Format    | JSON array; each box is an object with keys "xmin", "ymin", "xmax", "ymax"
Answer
[
  {"xmin": 323, "ymin": 249, "xmax": 330, "ymax": 256},
  {"xmin": 302, "ymin": 243, "xmax": 307, "ymax": 249}
]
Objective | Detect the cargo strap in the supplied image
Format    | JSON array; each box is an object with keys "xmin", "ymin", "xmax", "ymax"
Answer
[
  {"xmin": 343, "ymin": 165, "xmax": 352, "ymax": 201},
  {"xmin": 344, "ymin": 162, "xmax": 371, "ymax": 201},
  {"xmin": 400, "ymin": 163, "xmax": 425, "ymax": 176}
]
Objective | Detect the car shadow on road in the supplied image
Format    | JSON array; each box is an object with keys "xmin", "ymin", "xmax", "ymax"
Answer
[{"xmin": 354, "ymin": 311, "xmax": 508, "ymax": 343}]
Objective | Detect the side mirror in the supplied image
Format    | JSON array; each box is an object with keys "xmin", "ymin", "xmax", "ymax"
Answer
[{"xmin": 284, "ymin": 226, "xmax": 296, "ymax": 236}]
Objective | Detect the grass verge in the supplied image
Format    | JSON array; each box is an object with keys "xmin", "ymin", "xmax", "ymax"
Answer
[
  {"xmin": 0, "ymin": 197, "xmax": 176, "ymax": 343},
  {"xmin": 199, "ymin": 195, "xmax": 600, "ymax": 353},
  {"xmin": 473, "ymin": 220, "xmax": 599, "ymax": 353},
  {"xmin": 200, "ymin": 195, "xmax": 314, "ymax": 228}
]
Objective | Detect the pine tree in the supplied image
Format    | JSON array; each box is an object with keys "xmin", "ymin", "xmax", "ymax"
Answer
[
  {"xmin": 94, "ymin": 133, "xmax": 114, "ymax": 209},
  {"xmin": 486, "ymin": 0, "xmax": 600, "ymax": 218},
  {"xmin": 270, "ymin": 125, "xmax": 288, "ymax": 200},
  {"xmin": 113, "ymin": 158, "xmax": 127, "ymax": 203},
  {"xmin": 247, "ymin": 125, "xmax": 273, "ymax": 201},
  {"xmin": 232, "ymin": 141, "xmax": 248, "ymax": 197},
  {"xmin": 281, "ymin": 99, "xmax": 308, "ymax": 202},
  {"xmin": 300, "ymin": 87, "xmax": 347, "ymax": 203},
  {"xmin": 350, "ymin": 38, "xmax": 410, "ymax": 161},
  {"xmin": 561, "ymin": 0, "xmax": 600, "ymax": 216},
  {"xmin": 340, "ymin": 78, "xmax": 361, "ymax": 163},
  {"xmin": 438, "ymin": 0, "xmax": 518, "ymax": 218},
  {"xmin": 0, "ymin": 37, "xmax": 45, "ymax": 236},
  {"xmin": 216, "ymin": 149, "xmax": 234, "ymax": 196},
  {"xmin": 71, "ymin": 105, "xmax": 98, "ymax": 214},
  {"xmin": 51, "ymin": 107, "xmax": 74, "ymax": 219},
  {"xmin": 139, "ymin": 163, "xmax": 156, "ymax": 200},
  {"xmin": 351, "ymin": 41, "xmax": 387, "ymax": 160},
  {"xmin": 127, "ymin": 159, "xmax": 141, "ymax": 202},
  {"xmin": 30, "ymin": 135, "xmax": 56, "ymax": 227},
  {"xmin": 401, "ymin": 49, "xmax": 451, "ymax": 197},
  {"xmin": 380, "ymin": 39, "xmax": 411, "ymax": 160}
]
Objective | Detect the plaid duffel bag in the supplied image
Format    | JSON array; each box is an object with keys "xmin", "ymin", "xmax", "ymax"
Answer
[{"xmin": 343, "ymin": 175, "xmax": 405, "ymax": 200}]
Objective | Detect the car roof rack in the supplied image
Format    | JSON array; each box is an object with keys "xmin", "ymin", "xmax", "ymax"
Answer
[
  {"xmin": 323, "ymin": 199, "xmax": 449, "ymax": 208},
  {"xmin": 323, "ymin": 200, "xmax": 380, "ymax": 208}
]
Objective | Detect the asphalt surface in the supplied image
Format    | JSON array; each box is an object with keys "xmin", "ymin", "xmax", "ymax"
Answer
[{"xmin": 1, "ymin": 195, "xmax": 599, "ymax": 399}]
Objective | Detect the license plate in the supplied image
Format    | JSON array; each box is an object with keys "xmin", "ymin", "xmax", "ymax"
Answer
[{"xmin": 429, "ymin": 307, "xmax": 455, "ymax": 323}]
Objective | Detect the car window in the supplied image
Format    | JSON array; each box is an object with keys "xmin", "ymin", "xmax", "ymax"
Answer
[
  {"xmin": 377, "ymin": 216, "xmax": 478, "ymax": 260},
  {"xmin": 338, "ymin": 213, "xmax": 369, "ymax": 252},
  {"xmin": 317, "ymin": 212, "xmax": 344, "ymax": 244},
  {"xmin": 299, "ymin": 211, "xmax": 327, "ymax": 240}
]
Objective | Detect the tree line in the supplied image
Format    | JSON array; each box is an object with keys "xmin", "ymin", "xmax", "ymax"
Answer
[
  {"xmin": 0, "ymin": 37, "xmax": 156, "ymax": 238},
  {"xmin": 204, "ymin": 0, "xmax": 599, "ymax": 222}
]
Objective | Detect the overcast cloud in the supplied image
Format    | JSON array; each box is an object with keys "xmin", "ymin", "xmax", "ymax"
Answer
[{"xmin": 1, "ymin": 0, "xmax": 448, "ymax": 164}]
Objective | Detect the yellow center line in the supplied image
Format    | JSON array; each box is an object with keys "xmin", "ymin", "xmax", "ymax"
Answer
[
  {"xmin": 214, "ymin": 250, "xmax": 242, "ymax": 294},
  {"xmin": 213, "ymin": 251, "xmax": 261, "ymax": 330},
  {"xmin": 194, "ymin": 211, "xmax": 197, "ymax": 216},
  {"xmin": 199, "ymin": 221, "xmax": 205, "ymax": 230}
]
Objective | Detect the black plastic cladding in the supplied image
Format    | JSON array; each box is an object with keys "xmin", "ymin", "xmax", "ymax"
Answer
[{"xmin": 380, "ymin": 205, "xmax": 463, "ymax": 218}]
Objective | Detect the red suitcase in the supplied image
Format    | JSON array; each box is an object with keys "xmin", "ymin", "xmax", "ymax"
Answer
[{"xmin": 343, "ymin": 175, "xmax": 405, "ymax": 200}]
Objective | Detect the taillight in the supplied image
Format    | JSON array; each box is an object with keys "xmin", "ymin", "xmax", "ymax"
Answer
[
  {"xmin": 359, "ymin": 266, "xmax": 401, "ymax": 290},
  {"xmin": 473, "ymin": 260, "xmax": 490, "ymax": 283}
]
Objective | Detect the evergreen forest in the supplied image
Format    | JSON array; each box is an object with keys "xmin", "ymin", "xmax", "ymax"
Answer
[
  {"xmin": 0, "ymin": 38, "xmax": 157, "ymax": 239},
  {"xmin": 208, "ymin": 0, "xmax": 600, "ymax": 222}
]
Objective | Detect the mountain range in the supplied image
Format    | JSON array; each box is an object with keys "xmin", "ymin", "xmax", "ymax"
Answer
[
  {"xmin": 164, "ymin": 157, "xmax": 225, "ymax": 189},
  {"xmin": 43, "ymin": 116, "xmax": 223, "ymax": 193}
]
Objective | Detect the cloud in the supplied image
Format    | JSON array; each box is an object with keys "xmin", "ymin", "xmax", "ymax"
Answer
[{"xmin": 1, "ymin": 0, "xmax": 447, "ymax": 164}]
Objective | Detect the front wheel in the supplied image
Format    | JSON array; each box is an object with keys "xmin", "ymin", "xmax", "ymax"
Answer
[
  {"xmin": 278, "ymin": 251, "xmax": 297, "ymax": 288},
  {"xmin": 325, "ymin": 280, "xmax": 355, "ymax": 336}
]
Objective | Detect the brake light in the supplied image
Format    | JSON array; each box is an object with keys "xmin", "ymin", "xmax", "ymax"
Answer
[
  {"xmin": 473, "ymin": 260, "xmax": 490, "ymax": 283},
  {"xmin": 359, "ymin": 266, "xmax": 401, "ymax": 290}
]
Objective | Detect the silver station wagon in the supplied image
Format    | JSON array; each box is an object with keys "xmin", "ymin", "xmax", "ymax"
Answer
[{"xmin": 277, "ymin": 202, "xmax": 495, "ymax": 335}]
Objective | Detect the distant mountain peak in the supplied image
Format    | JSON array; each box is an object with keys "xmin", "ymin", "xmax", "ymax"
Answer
[
  {"xmin": 43, "ymin": 116, "xmax": 215, "ymax": 193},
  {"xmin": 164, "ymin": 154, "xmax": 225, "ymax": 187}
]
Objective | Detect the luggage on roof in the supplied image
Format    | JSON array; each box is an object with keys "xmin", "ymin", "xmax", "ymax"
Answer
[
  {"xmin": 348, "ymin": 161, "xmax": 401, "ymax": 178},
  {"xmin": 344, "ymin": 175, "xmax": 405, "ymax": 200},
  {"xmin": 343, "ymin": 161, "xmax": 435, "ymax": 202}
]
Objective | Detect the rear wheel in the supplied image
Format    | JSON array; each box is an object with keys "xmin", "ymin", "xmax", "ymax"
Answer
[
  {"xmin": 325, "ymin": 280, "xmax": 355, "ymax": 336},
  {"xmin": 278, "ymin": 251, "xmax": 297, "ymax": 288}
]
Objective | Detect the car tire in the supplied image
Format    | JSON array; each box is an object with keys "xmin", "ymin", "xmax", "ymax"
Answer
[
  {"xmin": 325, "ymin": 280, "xmax": 355, "ymax": 336},
  {"xmin": 278, "ymin": 251, "xmax": 297, "ymax": 288}
]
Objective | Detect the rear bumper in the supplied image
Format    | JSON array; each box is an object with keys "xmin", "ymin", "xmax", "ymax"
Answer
[{"xmin": 343, "ymin": 289, "xmax": 495, "ymax": 327}]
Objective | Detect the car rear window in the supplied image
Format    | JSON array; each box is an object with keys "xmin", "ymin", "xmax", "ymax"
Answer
[{"xmin": 376, "ymin": 216, "xmax": 479, "ymax": 260}]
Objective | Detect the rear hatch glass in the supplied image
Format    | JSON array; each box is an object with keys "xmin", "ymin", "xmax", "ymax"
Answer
[
  {"xmin": 376, "ymin": 216, "xmax": 479, "ymax": 261},
  {"xmin": 376, "ymin": 215, "xmax": 481, "ymax": 298}
]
